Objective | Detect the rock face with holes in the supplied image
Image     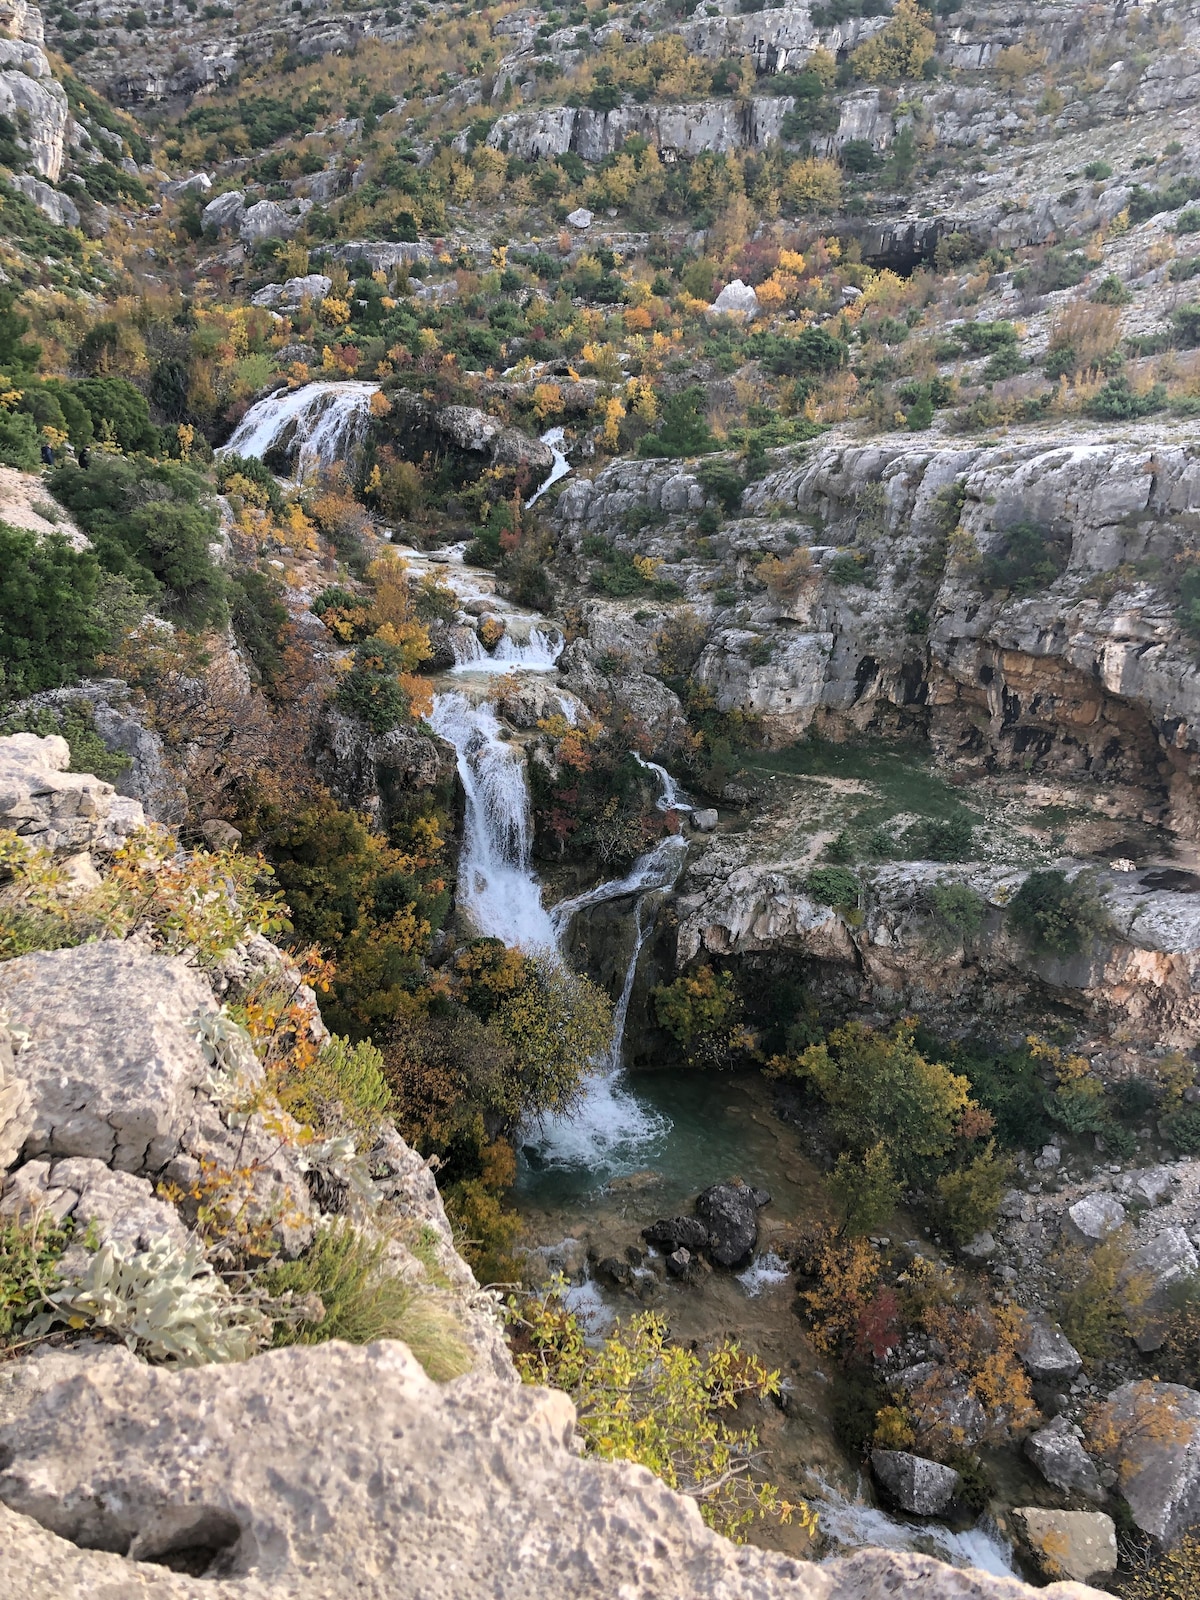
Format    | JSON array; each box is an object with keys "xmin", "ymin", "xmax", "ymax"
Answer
[{"xmin": 0, "ymin": 1339, "xmax": 1106, "ymax": 1599}]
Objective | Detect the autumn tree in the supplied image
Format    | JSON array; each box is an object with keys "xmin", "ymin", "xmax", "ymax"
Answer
[{"xmin": 850, "ymin": 0, "xmax": 936, "ymax": 82}]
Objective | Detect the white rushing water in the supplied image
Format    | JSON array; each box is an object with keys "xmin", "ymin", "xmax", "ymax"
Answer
[
  {"xmin": 631, "ymin": 751, "xmax": 692, "ymax": 813},
  {"xmin": 427, "ymin": 691, "xmax": 556, "ymax": 952},
  {"xmin": 220, "ymin": 380, "xmax": 379, "ymax": 477},
  {"xmin": 810, "ymin": 1478, "xmax": 1015, "ymax": 1577},
  {"xmin": 525, "ymin": 425, "xmax": 572, "ymax": 508},
  {"xmin": 450, "ymin": 625, "xmax": 564, "ymax": 675}
]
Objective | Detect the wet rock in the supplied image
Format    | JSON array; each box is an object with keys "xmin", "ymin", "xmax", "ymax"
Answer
[
  {"xmin": 595, "ymin": 1256, "xmax": 632, "ymax": 1288},
  {"xmin": 666, "ymin": 1246, "xmax": 708, "ymax": 1283},
  {"xmin": 871, "ymin": 1450, "xmax": 960, "ymax": 1515},
  {"xmin": 1025, "ymin": 1417, "xmax": 1105, "ymax": 1502},
  {"xmin": 1093, "ymin": 1380, "xmax": 1200, "ymax": 1545},
  {"xmin": 1018, "ymin": 1316, "xmax": 1083, "ymax": 1384},
  {"xmin": 1066, "ymin": 1193, "xmax": 1126, "ymax": 1244},
  {"xmin": 1013, "ymin": 1509, "xmax": 1116, "ymax": 1584},
  {"xmin": 696, "ymin": 1181, "xmax": 769, "ymax": 1269},
  {"xmin": 690, "ymin": 808, "xmax": 718, "ymax": 833},
  {"xmin": 642, "ymin": 1215, "xmax": 710, "ymax": 1254}
]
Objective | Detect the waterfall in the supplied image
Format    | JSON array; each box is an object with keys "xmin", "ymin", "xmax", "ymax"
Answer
[
  {"xmin": 427, "ymin": 691, "xmax": 556, "ymax": 952},
  {"xmin": 450, "ymin": 627, "xmax": 564, "ymax": 675},
  {"xmin": 631, "ymin": 751, "xmax": 693, "ymax": 813},
  {"xmin": 809, "ymin": 1478, "xmax": 1015, "ymax": 1577},
  {"xmin": 220, "ymin": 381, "xmax": 380, "ymax": 477},
  {"xmin": 550, "ymin": 835, "xmax": 687, "ymax": 940},
  {"xmin": 525, "ymin": 426, "xmax": 572, "ymax": 509}
]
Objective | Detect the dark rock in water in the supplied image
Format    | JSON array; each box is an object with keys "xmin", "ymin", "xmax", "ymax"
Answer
[
  {"xmin": 871, "ymin": 1449, "xmax": 960, "ymax": 1515},
  {"xmin": 642, "ymin": 1216, "xmax": 710, "ymax": 1254},
  {"xmin": 696, "ymin": 1182, "xmax": 769, "ymax": 1268},
  {"xmin": 665, "ymin": 1247, "xmax": 708, "ymax": 1283},
  {"xmin": 596, "ymin": 1256, "xmax": 632, "ymax": 1288}
]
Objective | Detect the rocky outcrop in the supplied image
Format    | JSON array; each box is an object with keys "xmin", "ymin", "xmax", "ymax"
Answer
[
  {"xmin": 0, "ymin": 2, "xmax": 69, "ymax": 180},
  {"xmin": 316, "ymin": 708, "xmax": 458, "ymax": 833},
  {"xmin": 0, "ymin": 731, "xmax": 146, "ymax": 853},
  {"xmin": 0, "ymin": 1337, "xmax": 1104, "ymax": 1599},
  {"xmin": 1025, "ymin": 1419, "xmax": 1104, "ymax": 1503},
  {"xmin": 644, "ymin": 1181, "xmax": 769, "ymax": 1270}
]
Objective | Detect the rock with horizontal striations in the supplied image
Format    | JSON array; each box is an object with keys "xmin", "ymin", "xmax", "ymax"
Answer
[
  {"xmin": 0, "ymin": 1339, "xmax": 1102, "ymax": 1598},
  {"xmin": 0, "ymin": 733, "xmax": 145, "ymax": 855},
  {"xmin": 1013, "ymin": 1509, "xmax": 1116, "ymax": 1584},
  {"xmin": 871, "ymin": 1449, "xmax": 960, "ymax": 1515},
  {"xmin": 696, "ymin": 1181, "xmax": 769, "ymax": 1268},
  {"xmin": 1018, "ymin": 1315, "xmax": 1083, "ymax": 1384},
  {"xmin": 1025, "ymin": 1417, "xmax": 1105, "ymax": 1502},
  {"xmin": 0, "ymin": 943, "xmax": 216, "ymax": 1175}
]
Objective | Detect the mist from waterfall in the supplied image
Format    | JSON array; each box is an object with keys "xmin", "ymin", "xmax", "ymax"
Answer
[{"xmin": 220, "ymin": 381, "xmax": 379, "ymax": 477}]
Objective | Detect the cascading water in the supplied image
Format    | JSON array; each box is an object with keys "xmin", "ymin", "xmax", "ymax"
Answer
[
  {"xmin": 220, "ymin": 381, "xmax": 380, "ymax": 477},
  {"xmin": 450, "ymin": 627, "xmax": 564, "ymax": 675},
  {"xmin": 427, "ymin": 691, "xmax": 556, "ymax": 952},
  {"xmin": 808, "ymin": 1478, "xmax": 1015, "ymax": 1577},
  {"xmin": 525, "ymin": 426, "xmax": 572, "ymax": 509},
  {"xmin": 631, "ymin": 751, "xmax": 693, "ymax": 813}
]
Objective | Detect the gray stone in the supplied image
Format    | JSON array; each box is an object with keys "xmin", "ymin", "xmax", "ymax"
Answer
[
  {"xmin": 1094, "ymin": 1380, "xmax": 1200, "ymax": 1546},
  {"xmin": 1013, "ymin": 1509, "xmax": 1117, "ymax": 1584},
  {"xmin": 238, "ymin": 199, "xmax": 297, "ymax": 244},
  {"xmin": 161, "ymin": 170, "xmax": 211, "ymax": 199},
  {"xmin": 1025, "ymin": 1417, "xmax": 1105, "ymax": 1502},
  {"xmin": 12, "ymin": 174, "xmax": 78, "ymax": 227},
  {"xmin": 0, "ymin": 1340, "xmax": 1092, "ymax": 1599},
  {"xmin": 0, "ymin": 17, "xmax": 69, "ymax": 181},
  {"xmin": 642, "ymin": 1214, "xmax": 710, "ymax": 1254},
  {"xmin": 201, "ymin": 188, "xmax": 245, "ymax": 232},
  {"xmin": 200, "ymin": 819, "xmax": 242, "ymax": 851},
  {"xmin": 708, "ymin": 278, "xmax": 759, "ymax": 319},
  {"xmin": 871, "ymin": 1450, "xmax": 960, "ymax": 1515},
  {"xmin": 1126, "ymin": 1226, "xmax": 1200, "ymax": 1352},
  {"xmin": 1, "ymin": 1156, "xmax": 191, "ymax": 1253},
  {"xmin": 1018, "ymin": 1316, "xmax": 1083, "ymax": 1384},
  {"xmin": 959, "ymin": 1230, "xmax": 997, "ymax": 1260},
  {"xmin": 0, "ymin": 942, "xmax": 216, "ymax": 1175},
  {"xmin": 691, "ymin": 808, "xmax": 719, "ymax": 833},
  {"xmin": 696, "ymin": 1181, "xmax": 767, "ymax": 1268},
  {"xmin": 1127, "ymin": 1166, "xmax": 1177, "ymax": 1206},
  {"xmin": 566, "ymin": 206, "xmax": 592, "ymax": 228},
  {"xmin": 0, "ymin": 733, "xmax": 145, "ymax": 855},
  {"xmin": 1066, "ymin": 1193, "xmax": 1126, "ymax": 1244}
]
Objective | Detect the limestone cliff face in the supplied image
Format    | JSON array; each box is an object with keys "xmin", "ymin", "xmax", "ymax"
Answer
[
  {"xmin": 0, "ymin": 0, "xmax": 69, "ymax": 180},
  {"xmin": 557, "ymin": 433, "xmax": 1200, "ymax": 838}
]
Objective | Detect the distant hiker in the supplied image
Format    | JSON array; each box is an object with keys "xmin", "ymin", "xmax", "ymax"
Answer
[
  {"xmin": 40, "ymin": 442, "xmax": 54, "ymax": 467},
  {"xmin": 78, "ymin": 447, "xmax": 90, "ymax": 469}
]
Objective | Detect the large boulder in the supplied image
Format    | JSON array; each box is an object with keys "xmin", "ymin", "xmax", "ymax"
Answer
[
  {"xmin": 871, "ymin": 1450, "xmax": 960, "ymax": 1515},
  {"xmin": 0, "ymin": 943, "xmax": 217, "ymax": 1174},
  {"xmin": 1025, "ymin": 1418, "xmax": 1105, "ymax": 1502},
  {"xmin": 642, "ymin": 1214, "xmax": 710, "ymax": 1254},
  {"xmin": 1126, "ymin": 1227, "xmax": 1200, "ymax": 1352},
  {"xmin": 12, "ymin": 173, "xmax": 78, "ymax": 226},
  {"xmin": 0, "ymin": 732, "xmax": 145, "ymax": 854},
  {"xmin": 0, "ymin": 1341, "xmax": 1098, "ymax": 1599},
  {"xmin": 238, "ymin": 199, "xmax": 298, "ymax": 245},
  {"xmin": 202, "ymin": 188, "xmax": 246, "ymax": 233},
  {"xmin": 1093, "ymin": 1381, "xmax": 1200, "ymax": 1546},
  {"xmin": 1018, "ymin": 1316, "xmax": 1083, "ymax": 1385},
  {"xmin": 1065, "ymin": 1193, "xmax": 1127, "ymax": 1244},
  {"xmin": 696, "ymin": 1181, "xmax": 769, "ymax": 1269},
  {"xmin": 1013, "ymin": 1509, "xmax": 1117, "ymax": 1584}
]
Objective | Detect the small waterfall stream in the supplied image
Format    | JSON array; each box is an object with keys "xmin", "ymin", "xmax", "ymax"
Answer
[
  {"xmin": 525, "ymin": 426, "xmax": 572, "ymax": 508},
  {"xmin": 220, "ymin": 380, "xmax": 380, "ymax": 476},
  {"xmin": 449, "ymin": 626, "xmax": 564, "ymax": 674}
]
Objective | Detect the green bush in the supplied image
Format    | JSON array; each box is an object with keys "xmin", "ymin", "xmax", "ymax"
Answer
[
  {"xmin": 1083, "ymin": 160, "xmax": 1112, "ymax": 181},
  {"xmin": 1175, "ymin": 207, "xmax": 1200, "ymax": 234},
  {"xmin": 979, "ymin": 521, "xmax": 1070, "ymax": 596},
  {"xmin": 638, "ymin": 386, "xmax": 716, "ymax": 458},
  {"xmin": 231, "ymin": 569, "xmax": 289, "ymax": 689},
  {"xmin": 0, "ymin": 523, "xmax": 104, "ymax": 698},
  {"xmin": 73, "ymin": 377, "xmax": 158, "ymax": 454},
  {"xmin": 1091, "ymin": 273, "xmax": 1132, "ymax": 305},
  {"xmin": 935, "ymin": 1140, "xmax": 1011, "ymax": 1242},
  {"xmin": 924, "ymin": 882, "xmax": 985, "ymax": 945},
  {"xmin": 1086, "ymin": 375, "xmax": 1167, "ymax": 419},
  {"xmin": 1172, "ymin": 304, "xmax": 1200, "ymax": 348},
  {"xmin": 0, "ymin": 409, "xmax": 40, "ymax": 471},
  {"xmin": 807, "ymin": 865, "xmax": 860, "ymax": 906},
  {"xmin": 956, "ymin": 320, "xmax": 1018, "ymax": 356},
  {"xmin": 1009, "ymin": 868, "xmax": 1111, "ymax": 956},
  {"xmin": 0, "ymin": 1212, "xmax": 75, "ymax": 1341}
]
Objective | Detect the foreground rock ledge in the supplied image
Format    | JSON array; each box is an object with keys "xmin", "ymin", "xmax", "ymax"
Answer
[{"xmin": 0, "ymin": 1341, "xmax": 1103, "ymax": 1600}]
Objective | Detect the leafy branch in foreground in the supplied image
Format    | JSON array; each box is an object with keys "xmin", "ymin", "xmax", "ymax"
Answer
[{"xmin": 508, "ymin": 1286, "xmax": 815, "ymax": 1542}]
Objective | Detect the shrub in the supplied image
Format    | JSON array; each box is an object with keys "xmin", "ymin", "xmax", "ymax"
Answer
[
  {"xmin": 924, "ymin": 882, "xmax": 985, "ymax": 946},
  {"xmin": 807, "ymin": 865, "xmax": 860, "ymax": 905},
  {"xmin": 231, "ymin": 569, "xmax": 289, "ymax": 689},
  {"xmin": 1009, "ymin": 868, "xmax": 1111, "ymax": 956},
  {"xmin": 907, "ymin": 813, "xmax": 975, "ymax": 861},
  {"xmin": 935, "ymin": 1140, "xmax": 1012, "ymax": 1242},
  {"xmin": 829, "ymin": 1142, "xmax": 900, "ymax": 1235},
  {"xmin": 956, "ymin": 320, "xmax": 1018, "ymax": 356},
  {"xmin": 1091, "ymin": 273, "xmax": 1132, "ymax": 305},
  {"xmin": 73, "ymin": 376, "xmax": 158, "ymax": 454},
  {"xmin": 274, "ymin": 1034, "xmax": 392, "ymax": 1143},
  {"xmin": 0, "ymin": 523, "xmax": 104, "ymax": 697},
  {"xmin": 850, "ymin": 0, "xmax": 935, "ymax": 81},
  {"xmin": 0, "ymin": 408, "xmax": 40, "ymax": 470},
  {"xmin": 1174, "ymin": 208, "xmax": 1200, "ymax": 235},
  {"xmin": 1086, "ymin": 375, "xmax": 1167, "ymax": 420},
  {"xmin": 653, "ymin": 963, "xmax": 740, "ymax": 1047},
  {"xmin": 1055, "ymin": 1232, "xmax": 1151, "ymax": 1358},
  {"xmin": 637, "ymin": 386, "xmax": 715, "ymax": 457},
  {"xmin": 1083, "ymin": 160, "xmax": 1113, "ymax": 181},
  {"xmin": 978, "ymin": 521, "xmax": 1070, "ymax": 596},
  {"xmin": 1172, "ymin": 304, "xmax": 1200, "ymax": 348},
  {"xmin": 264, "ymin": 1220, "xmax": 471, "ymax": 1380},
  {"xmin": 0, "ymin": 1212, "xmax": 75, "ymax": 1341},
  {"xmin": 512, "ymin": 1292, "xmax": 809, "ymax": 1541}
]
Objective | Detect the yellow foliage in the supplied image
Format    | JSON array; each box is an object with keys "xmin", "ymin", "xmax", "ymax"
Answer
[
  {"xmin": 850, "ymin": 0, "xmax": 936, "ymax": 82},
  {"xmin": 783, "ymin": 158, "xmax": 842, "ymax": 212}
]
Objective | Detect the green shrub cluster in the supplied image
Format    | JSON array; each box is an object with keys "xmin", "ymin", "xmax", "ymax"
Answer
[{"xmin": 1008, "ymin": 868, "xmax": 1111, "ymax": 956}]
